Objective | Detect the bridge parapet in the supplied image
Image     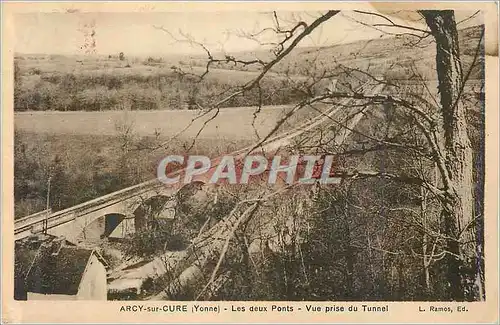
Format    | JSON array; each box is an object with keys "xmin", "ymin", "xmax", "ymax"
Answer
[
  {"xmin": 14, "ymin": 179, "xmax": 172, "ymax": 241},
  {"xmin": 15, "ymin": 209, "xmax": 51, "ymax": 229}
]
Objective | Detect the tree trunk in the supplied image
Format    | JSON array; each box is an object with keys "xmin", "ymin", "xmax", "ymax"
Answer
[
  {"xmin": 420, "ymin": 186, "xmax": 431, "ymax": 297},
  {"xmin": 420, "ymin": 10, "xmax": 476, "ymax": 300}
]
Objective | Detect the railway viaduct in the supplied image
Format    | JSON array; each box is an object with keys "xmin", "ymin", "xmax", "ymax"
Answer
[
  {"xmin": 14, "ymin": 179, "xmax": 178, "ymax": 243},
  {"xmin": 14, "ymin": 81, "xmax": 384, "ymax": 247}
]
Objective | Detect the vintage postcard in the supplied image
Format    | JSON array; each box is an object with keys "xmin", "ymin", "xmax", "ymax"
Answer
[{"xmin": 1, "ymin": 1, "xmax": 499, "ymax": 324}]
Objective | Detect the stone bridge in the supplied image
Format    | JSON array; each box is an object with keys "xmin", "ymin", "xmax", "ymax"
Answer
[
  {"xmin": 14, "ymin": 179, "xmax": 183, "ymax": 243},
  {"xmin": 15, "ymin": 81, "xmax": 384, "ymax": 247}
]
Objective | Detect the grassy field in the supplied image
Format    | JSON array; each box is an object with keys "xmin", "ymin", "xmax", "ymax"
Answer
[
  {"xmin": 16, "ymin": 54, "xmax": 298, "ymax": 83},
  {"xmin": 14, "ymin": 104, "xmax": 303, "ymax": 140}
]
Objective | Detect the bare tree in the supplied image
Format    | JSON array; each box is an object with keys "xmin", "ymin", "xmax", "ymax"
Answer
[
  {"xmin": 152, "ymin": 9, "xmax": 484, "ymax": 301},
  {"xmin": 420, "ymin": 10, "xmax": 479, "ymax": 300}
]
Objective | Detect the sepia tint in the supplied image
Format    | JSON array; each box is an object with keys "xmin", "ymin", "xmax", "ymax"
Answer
[{"xmin": 9, "ymin": 4, "xmax": 492, "ymax": 310}]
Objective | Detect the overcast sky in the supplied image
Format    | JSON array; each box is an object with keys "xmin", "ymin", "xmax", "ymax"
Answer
[{"xmin": 14, "ymin": 9, "xmax": 482, "ymax": 56}]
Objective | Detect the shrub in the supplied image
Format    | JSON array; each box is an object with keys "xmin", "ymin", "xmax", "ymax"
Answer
[
  {"xmin": 14, "ymin": 63, "xmax": 311, "ymax": 112},
  {"xmin": 75, "ymin": 86, "xmax": 119, "ymax": 111}
]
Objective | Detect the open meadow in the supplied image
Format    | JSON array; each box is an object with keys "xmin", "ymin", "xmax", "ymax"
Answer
[{"xmin": 15, "ymin": 105, "xmax": 300, "ymax": 140}]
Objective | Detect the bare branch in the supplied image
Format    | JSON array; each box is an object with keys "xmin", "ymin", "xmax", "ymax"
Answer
[{"xmin": 353, "ymin": 10, "xmax": 431, "ymax": 35}]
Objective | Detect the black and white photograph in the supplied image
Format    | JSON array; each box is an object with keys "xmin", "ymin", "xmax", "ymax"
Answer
[{"xmin": 9, "ymin": 4, "xmax": 491, "ymax": 308}]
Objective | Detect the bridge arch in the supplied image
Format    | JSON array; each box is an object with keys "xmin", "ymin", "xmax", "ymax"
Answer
[
  {"xmin": 77, "ymin": 212, "xmax": 131, "ymax": 243},
  {"xmin": 41, "ymin": 182, "xmax": 209, "ymax": 244}
]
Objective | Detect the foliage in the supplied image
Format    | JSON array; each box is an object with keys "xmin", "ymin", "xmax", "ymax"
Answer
[{"xmin": 13, "ymin": 60, "xmax": 309, "ymax": 111}]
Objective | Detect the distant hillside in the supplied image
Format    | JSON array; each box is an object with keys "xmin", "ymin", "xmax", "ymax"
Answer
[
  {"xmin": 14, "ymin": 25, "xmax": 483, "ymax": 112},
  {"xmin": 188, "ymin": 25, "xmax": 484, "ymax": 81}
]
